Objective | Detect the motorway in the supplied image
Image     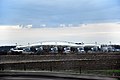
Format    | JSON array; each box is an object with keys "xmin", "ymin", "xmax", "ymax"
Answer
[
  {"xmin": 0, "ymin": 76, "xmax": 78, "ymax": 80},
  {"xmin": 0, "ymin": 71, "xmax": 117, "ymax": 80}
]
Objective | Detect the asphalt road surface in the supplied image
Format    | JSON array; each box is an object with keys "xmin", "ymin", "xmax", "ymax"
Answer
[
  {"xmin": 0, "ymin": 71, "xmax": 117, "ymax": 80},
  {"xmin": 0, "ymin": 76, "xmax": 79, "ymax": 80}
]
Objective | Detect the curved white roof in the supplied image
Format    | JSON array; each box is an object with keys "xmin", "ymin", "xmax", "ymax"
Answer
[
  {"xmin": 29, "ymin": 41, "xmax": 83, "ymax": 47},
  {"xmin": 0, "ymin": 44, "xmax": 16, "ymax": 46},
  {"xmin": 83, "ymin": 43, "xmax": 101, "ymax": 48},
  {"xmin": 16, "ymin": 41, "xmax": 101, "ymax": 48}
]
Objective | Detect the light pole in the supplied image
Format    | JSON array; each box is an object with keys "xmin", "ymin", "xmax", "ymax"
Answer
[
  {"xmin": 15, "ymin": 43, "xmax": 17, "ymax": 46},
  {"xmin": 109, "ymin": 41, "xmax": 111, "ymax": 45}
]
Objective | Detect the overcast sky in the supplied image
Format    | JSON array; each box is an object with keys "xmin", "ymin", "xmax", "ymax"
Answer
[
  {"xmin": 0, "ymin": 0, "xmax": 120, "ymax": 26},
  {"xmin": 0, "ymin": 0, "xmax": 120, "ymax": 45},
  {"xmin": 0, "ymin": 23, "xmax": 120, "ymax": 45}
]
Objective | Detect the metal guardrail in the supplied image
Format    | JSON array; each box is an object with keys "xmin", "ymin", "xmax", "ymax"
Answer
[{"xmin": 0, "ymin": 59, "xmax": 98, "ymax": 64}]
